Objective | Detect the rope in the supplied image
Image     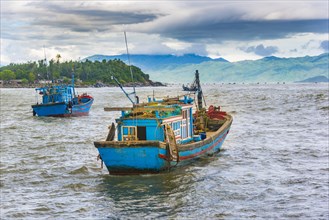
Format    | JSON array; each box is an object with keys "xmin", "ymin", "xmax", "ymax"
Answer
[{"xmin": 97, "ymin": 154, "xmax": 103, "ymax": 169}]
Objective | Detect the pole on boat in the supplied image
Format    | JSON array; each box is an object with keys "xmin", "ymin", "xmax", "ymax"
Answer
[
  {"xmin": 124, "ymin": 31, "xmax": 138, "ymax": 105},
  {"xmin": 195, "ymin": 70, "xmax": 206, "ymax": 132},
  {"xmin": 71, "ymin": 73, "xmax": 76, "ymax": 98},
  {"xmin": 43, "ymin": 45, "xmax": 49, "ymax": 80},
  {"xmin": 111, "ymin": 75, "xmax": 135, "ymax": 104},
  {"xmin": 195, "ymin": 70, "xmax": 203, "ymax": 110},
  {"xmin": 109, "ymin": 32, "xmax": 139, "ymax": 105}
]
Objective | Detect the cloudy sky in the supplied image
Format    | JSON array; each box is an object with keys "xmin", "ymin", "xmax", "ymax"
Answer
[{"xmin": 1, "ymin": 0, "xmax": 328, "ymax": 65}]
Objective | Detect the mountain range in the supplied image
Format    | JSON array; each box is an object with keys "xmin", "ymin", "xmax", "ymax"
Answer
[
  {"xmin": 85, "ymin": 53, "xmax": 329, "ymax": 83},
  {"xmin": 84, "ymin": 54, "xmax": 228, "ymax": 70}
]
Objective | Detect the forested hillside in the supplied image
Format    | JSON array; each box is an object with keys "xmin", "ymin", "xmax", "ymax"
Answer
[{"xmin": 0, "ymin": 58, "xmax": 152, "ymax": 85}]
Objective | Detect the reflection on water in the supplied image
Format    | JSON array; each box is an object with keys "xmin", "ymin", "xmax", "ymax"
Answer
[{"xmin": 96, "ymin": 164, "xmax": 200, "ymax": 218}]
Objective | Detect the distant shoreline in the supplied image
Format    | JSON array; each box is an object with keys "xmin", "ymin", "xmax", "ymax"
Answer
[
  {"xmin": 0, "ymin": 81, "xmax": 166, "ymax": 89},
  {"xmin": 1, "ymin": 82, "xmax": 327, "ymax": 89}
]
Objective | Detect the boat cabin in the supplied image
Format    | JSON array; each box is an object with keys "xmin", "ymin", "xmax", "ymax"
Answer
[
  {"xmin": 107, "ymin": 96, "xmax": 195, "ymax": 144},
  {"xmin": 35, "ymin": 85, "xmax": 76, "ymax": 104}
]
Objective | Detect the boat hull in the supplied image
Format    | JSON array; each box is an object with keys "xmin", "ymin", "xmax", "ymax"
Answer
[
  {"xmin": 94, "ymin": 115, "xmax": 232, "ymax": 174},
  {"xmin": 32, "ymin": 98, "xmax": 94, "ymax": 117},
  {"xmin": 96, "ymin": 142, "xmax": 169, "ymax": 174}
]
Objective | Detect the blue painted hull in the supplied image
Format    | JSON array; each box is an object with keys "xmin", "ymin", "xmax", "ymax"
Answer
[
  {"xmin": 32, "ymin": 98, "xmax": 94, "ymax": 117},
  {"xmin": 97, "ymin": 142, "xmax": 168, "ymax": 174},
  {"xmin": 94, "ymin": 115, "xmax": 232, "ymax": 174}
]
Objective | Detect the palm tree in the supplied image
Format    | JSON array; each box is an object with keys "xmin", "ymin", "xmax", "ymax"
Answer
[{"xmin": 56, "ymin": 54, "xmax": 61, "ymax": 64}]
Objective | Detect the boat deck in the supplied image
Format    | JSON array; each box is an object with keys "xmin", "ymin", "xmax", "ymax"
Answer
[{"xmin": 205, "ymin": 131, "xmax": 217, "ymax": 138}]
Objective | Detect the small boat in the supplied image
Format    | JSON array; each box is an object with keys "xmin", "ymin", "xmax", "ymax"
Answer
[
  {"xmin": 32, "ymin": 75, "xmax": 94, "ymax": 117},
  {"xmin": 94, "ymin": 70, "xmax": 232, "ymax": 174},
  {"xmin": 182, "ymin": 83, "xmax": 198, "ymax": 92},
  {"xmin": 182, "ymin": 74, "xmax": 200, "ymax": 92}
]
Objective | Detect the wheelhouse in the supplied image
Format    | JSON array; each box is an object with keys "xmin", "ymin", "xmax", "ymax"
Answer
[
  {"xmin": 107, "ymin": 96, "xmax": 195, "ymax": 144},
  {"xmin": 35, "ymin": 85, "xmax": 75, "ymax": 104}
]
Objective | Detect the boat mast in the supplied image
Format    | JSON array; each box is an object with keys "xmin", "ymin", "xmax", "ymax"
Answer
[
  {"xmin": 124, "ymin": 31, "xmax": 138, "ymax": 105},
  {"xmin": 71, "ymin": 73, "xmax": 76, "ymax": 98},
  {"xmin": 195, "ymin": 70, "xmax": 203, "ymax": 110},
  {"xmin": 43, "ymin": 45, "xmax": 49, "ymax": 80}
]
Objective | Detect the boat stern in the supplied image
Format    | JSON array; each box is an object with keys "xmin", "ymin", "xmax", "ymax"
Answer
[
  {"xmin": 94, "ymin": 141, "xmax": 168, "ymax": 174},
  {"xmin": 32, "ymin": 102, "xmax": 68, "ymax": 116}
]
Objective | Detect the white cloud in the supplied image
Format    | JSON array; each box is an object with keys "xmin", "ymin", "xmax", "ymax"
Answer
[
  {"xmin": 205, "ymin": 33, "xmax": 328, "ymax": 62},
  {"xmin": 1, "ymin": 1, "xmax": 328, "ymax": 65}
]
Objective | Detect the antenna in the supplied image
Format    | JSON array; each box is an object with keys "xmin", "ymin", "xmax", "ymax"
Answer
[
  {"xmin": 124, "ymin": 31, "xmax": 137, "ymax": 104},
  {"xmin": 43, "ymin": 45, "xmax": 49, "ymax": 80}
]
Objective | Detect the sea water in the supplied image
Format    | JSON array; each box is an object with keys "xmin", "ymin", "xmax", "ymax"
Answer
[{"xmin": 1, "ymin": 83, "xmax": 328, "ymax": 219}]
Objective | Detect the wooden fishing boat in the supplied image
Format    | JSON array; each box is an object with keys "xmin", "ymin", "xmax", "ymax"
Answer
[
  {"xmin": 182, "ymin": 83, "xmax": 198, "ymax": 92},
  {"xmin": 182, "ymin": 74, "xmax": 199, "ymax": 92},
  {"xmin": 32, "ymin": 75, "xmax": 94, "ymax": 117},
  {"xmin": 94, "ymin": 70, "xmax": 232, "ymax": 174}
]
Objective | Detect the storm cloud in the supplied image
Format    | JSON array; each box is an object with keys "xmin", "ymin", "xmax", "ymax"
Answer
[
  {"xmin": 158, "ymin": 19, "xmax": 328, "ymax": 43},
  {"xmin": 1, "ymin": 1, "xmax": 328, "ymax": 64},
  {"xmin": 241, "ymin": 44, "xmax": 279, "ymax": 56}
]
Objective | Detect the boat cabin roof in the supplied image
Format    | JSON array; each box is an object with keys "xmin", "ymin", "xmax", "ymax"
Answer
[
  {"xmin": 35, "ymin": 84, "xmax": 74, "ymax": 92},
  {"xmin": 105, "ymin": 96, "xmax": 194, "ymax": 120}
]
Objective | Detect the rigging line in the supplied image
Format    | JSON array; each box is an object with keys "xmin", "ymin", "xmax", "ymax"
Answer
[
  {"xmin": 193, "ymin": 93, "xmax": 198, "ymax": 110},
  {"xmin": 124, "ymin": 31, "xmax": 138, "ymax": 126},
  {"xmin": 199, "ymin": 85, "xmax": 207, "ymax": 107},
  {"xmin": 124, "ymin": 31, "xmax": 136, "ymax": 104},
  {"xmin": 202, "ymin": 93, "xmax": 207, "ymax": 107}
]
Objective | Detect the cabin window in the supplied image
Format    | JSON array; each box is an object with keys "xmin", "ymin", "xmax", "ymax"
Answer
[
  {"xmin": 122, "ymin": 126, "xmax": 137, "ymax": 141},
  {"xmin": 172, "ymin": 122, "xmax": 181, "ymax": 137},
  {"xmin": 181, "ymin": 109, "xmax": 190, "ymax": 139},
  {"xmin": 181, "ymin": 119, "xmax": 187, "ymax": 138}
]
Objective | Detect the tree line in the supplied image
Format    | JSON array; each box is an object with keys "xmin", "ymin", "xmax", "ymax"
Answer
[{"xmin": 0, "ymin": 58, "xmax": 150, "ymax": 85}]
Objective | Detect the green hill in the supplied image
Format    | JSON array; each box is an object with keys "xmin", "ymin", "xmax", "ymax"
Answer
[
  {"xmin": 0, "ymin": 59, "xmax": 154, "ymax": 86},
  {"xmin": 2, "ymin": 53, "xmax": 327, "ymax": 85}
]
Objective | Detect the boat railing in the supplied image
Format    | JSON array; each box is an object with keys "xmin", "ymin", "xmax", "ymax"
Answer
[{"xmin": 179, "ymin": 114, "xmax": 232, "ymax": 150}]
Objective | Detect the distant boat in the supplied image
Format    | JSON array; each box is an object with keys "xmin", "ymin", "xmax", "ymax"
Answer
[
  {"xmin": 182, "ymin": 73, "xmax": 201, "ymax": 92},
  {"xmin": 32, "ymin": 75, "xmax": 94, "ymax": 117},
  {"xmin": 182, "ymin": 83, "xmax": 198, "ymax": 92},
  {"xmin": 94, "ymin": 70, "xmax": 232, "ymax": 174}
]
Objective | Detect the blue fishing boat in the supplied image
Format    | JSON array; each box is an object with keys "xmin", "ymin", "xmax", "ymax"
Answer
[
  {"xmin": 32, "ymin": 75, "xmax": 94, "ymax": 117},
  {"xmin": 94, "ymin": 70, "xmax": 232, "ymax": 174}
]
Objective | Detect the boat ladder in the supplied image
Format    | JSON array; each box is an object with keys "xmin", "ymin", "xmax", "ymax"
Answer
[
  {"xmin": 106, "ymin": 122, "xmax": 116, "ymax": 141},
  {"xmin": 164, "ymin": 124, "xmax": 179, "ymax": 163}
]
